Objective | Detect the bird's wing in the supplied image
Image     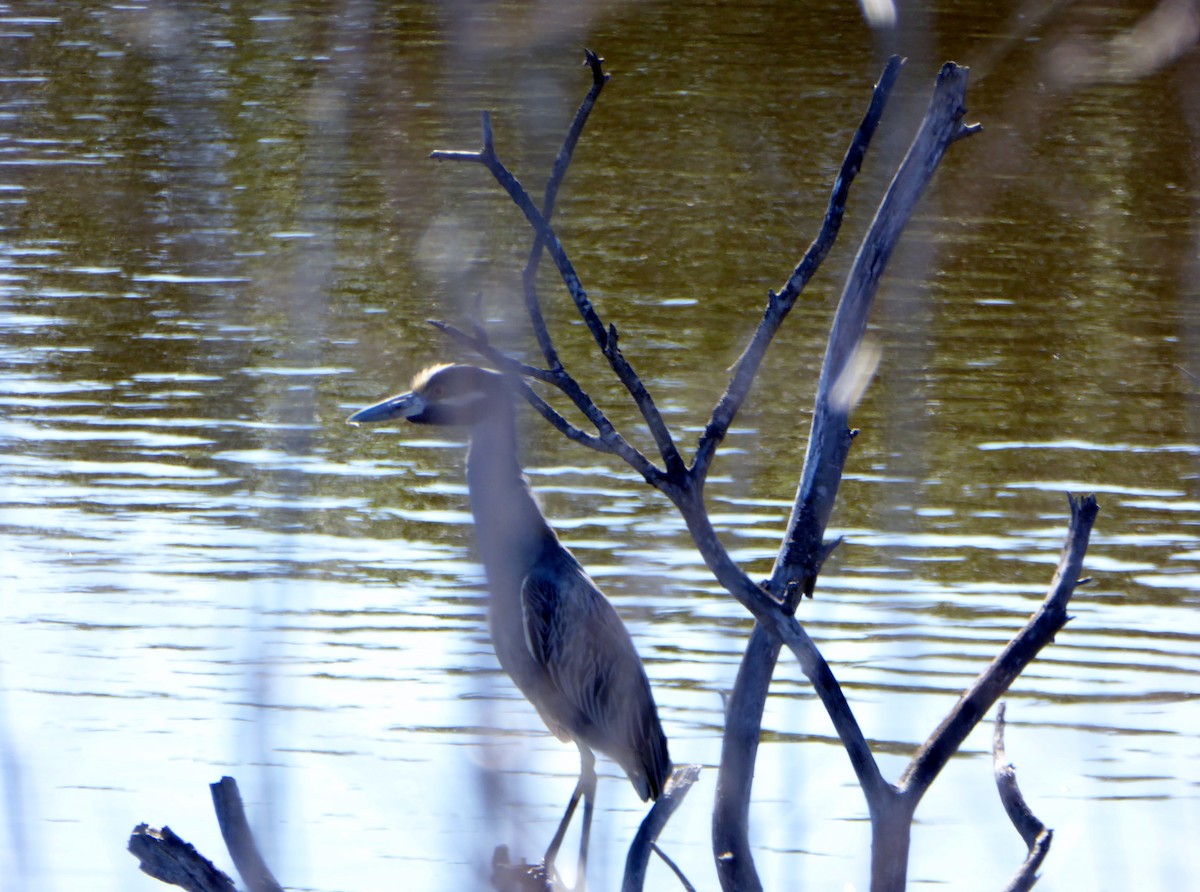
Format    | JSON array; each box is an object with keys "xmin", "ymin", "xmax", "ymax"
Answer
[
  {"xmin": 520, "ymin": 554, "xmax": 647, "ymax": 737},
  {"xmin": 520, "ymin": 569, "xmax": 557, "ymax": 669}
]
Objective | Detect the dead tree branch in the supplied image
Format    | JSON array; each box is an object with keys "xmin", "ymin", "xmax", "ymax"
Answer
[
  {"xmin": 694, "ymin": 54, "xmax": 903, "ymax": 482},
  {"xmin": 210, "ymin": 777, "xmax": 284, "ymax": 892},
  {"xmin": 622, "ymin": 765, "xmax": 701, "ymax": 892},
  {"xmin": 993, "ymin": 704, "xmax": 1052, "ymax": 892},
  {"xmin": 523, "ymin": 49, "xmax": 609, "ymax": 372},
  {"xmin": 715, "ymin": 59, "xmax": 980, "ymax": 892},
  {"xmin": 900, "ymin": 495, "xmax": 1098, "ymax": 799},
  {"xmin": 429, "ymin": 53, "xmax": 1096, "ymax": 892},
  {"xmin": 129, "ymin": 777, "xmax": 283, "ymax": 892},
  {"xmin": 128, "ymin": 824, "xmax": 238, "ymax": 892},
  {"xmin": 432, "ymin": 105, "xmax": 685, "ymax": 480}
]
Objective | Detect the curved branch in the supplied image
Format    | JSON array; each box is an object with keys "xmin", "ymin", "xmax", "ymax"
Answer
[
  {"xmin": 429, "ymin": 319, "xmax": 673, "ymax": 481},
  {"xmin": 992, "ymin": 703, "xmax": 1053, "ymax": 890},
  {"xmin": 992, "ymin": 703, "xmax": 1048, "ymax": 851},
  {"xmin": 211, "ymin": 777, "xmax": 284, "ymax": 892},
  {"xmin": 899, "ymin": 494, "xmax": 1098, "ymax": 799},
  {"xmin": 622, "ymin": 765, "xmax": 701, "ymax": 892}
]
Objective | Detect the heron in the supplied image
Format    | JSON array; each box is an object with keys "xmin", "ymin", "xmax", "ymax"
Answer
[{"xmin": 348, "ymin": 363, "xmax": 671, "ymax": 885}]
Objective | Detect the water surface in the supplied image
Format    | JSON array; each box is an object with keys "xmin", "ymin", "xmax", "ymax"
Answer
[{"xmin": 2, "ymin": 3, "xmax": 1199, "ymax": 891}]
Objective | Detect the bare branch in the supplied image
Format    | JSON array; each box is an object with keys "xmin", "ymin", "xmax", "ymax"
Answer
[
  {"xmin": 999, "ymin": 830, "xmax": 1053, "ymax": 892},
  {"xmin": 992, "ymin": 702, "xmax": 1053, "ymax": 892},
  {"xmin": 622, "ymin": 765, "xmax": 701, "ymax": 892},
  {"xmin": 694, "ymin": 54, "xmax": 904, "ymax": 481},
  {"xmin": 713, "ymin": 59, "xmax": 975, "ymax": 892},
  {"xmin": 210, "ymin": 777, "xmax": 284, "ymax": 892},
  {"xmin": 428, "ymin": 319, "xmax": 674, "ymax": 473},
  {"xmin": 429, "ymin": 319, "xmax": 552, "ymax": 381},
  {"xmin": 432, "ymin": 110, "xmax": 686, "ymax": 477},
  {"xmin": 774, "ymin": 61, "xmax": 980, "ymax": 601},
  {"xmin": 993, "ymin": 703, "xmax": 1049, "ymax": 850},
  {"xmin": 899, "ymin": 494, "xmax": 1099, "ymax": 799},
  {"xmin": 651, "ymin": 843, "xmax": 696, "ymax": 892},
  {"xmin": 128, "ymin": 824, "xmax": 238, "ymax": 892},
  {"xmin": 523, "ymin": 50, "xmax": 611, "ymax": 371}
]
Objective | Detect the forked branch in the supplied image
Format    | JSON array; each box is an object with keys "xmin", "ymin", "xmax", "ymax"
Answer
[
  {"xmin": 716, "ymin": 59, "xmax": 979, "ymax": 892},
  {"xmin": 431, "ymin": 101, "xmax": 686, "ymax": 479},
  {"xmin": 693, "ymin": 54, "xmax": 903, "ymax": 482},
  {"xmin": 429, "ymin": 53, "xmax": 1096, "ymax": 892}
]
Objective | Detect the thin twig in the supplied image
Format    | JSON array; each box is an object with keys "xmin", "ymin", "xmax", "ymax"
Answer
[
  {"xmin": 429, "ymin": 319, "xmax": 659, "ymax": 464},
  {"xmin": 650, "ymin": 843, "xmax": 696, "ymax": 892},
  {"xmin": 993, "ymin": 703, "xmax": 1048, "ymax": 851},
  {"xmin": 693, "ymin": 54, "xmax": 904, "ymax": 483},
  {"xmin": 432, "ymin": 113, "xmax": 686, "ymax": 478},
  {"xmin": 523, "ymin": 49, "xmax": 610, "ymax": 371},
  {"xmin": 993, "ymin": 702, "xmax": 1054, "ymax": 890}
]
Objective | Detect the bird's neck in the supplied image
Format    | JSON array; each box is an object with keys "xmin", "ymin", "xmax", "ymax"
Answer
[{"xmin": 465, "ymin": 408, "xmax": 555, "ymax": 596}]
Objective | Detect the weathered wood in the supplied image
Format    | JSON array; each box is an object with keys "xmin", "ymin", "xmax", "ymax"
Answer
[
  {"xmin": 714, "ymin": 58, "xmax": 978, "ymax": 892},
  {"xmin": 127, "ymin": 823, "xmax": 238, "ymax": 892},
  {"xmin": 992, "ymin": 703, "xmax": 1048, "ymax": 851},
  {"xmin": 993, "ymin": 702, "xmax": 1053, "ymax": 892},
  {"xmin": 622, "ymin": 764, "xmax": 701, "ymax": 892},
  {"xmin": 900, "ymin": 495, "xmax": 1098, "ymax": 798},
  {"xmin": 210, "ymin": 776, "xmax": 284, "ymax": 892}
]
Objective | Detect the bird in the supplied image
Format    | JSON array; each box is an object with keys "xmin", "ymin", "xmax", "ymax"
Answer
[{"xmin": 348, "ymin": 363, "xmax": 671, "ymax": 885}]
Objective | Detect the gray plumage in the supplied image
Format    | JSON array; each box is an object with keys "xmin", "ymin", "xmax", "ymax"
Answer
[{"xmin": 349, "ymin": 364, "xmax": 671, "ymax": 807}]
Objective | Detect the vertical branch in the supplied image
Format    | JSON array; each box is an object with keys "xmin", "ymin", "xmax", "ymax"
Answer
[
  {"xmin": 993, "ymin": 704, "xmax": 1053, "ymax": 892},
  {"xmin": 524, "ymin": 50, "xmax": 610, "ymax": 371},
  {"xmin": 774, "ymin": 61, "xmax": 979, "ymax": 598},
  {"xmin": 210, "ymin": 777, "xmax": 284, "ymax": 892},
  {"xmin": 713, "ymin": 62, "xmax": 980, "ymax": 892}
]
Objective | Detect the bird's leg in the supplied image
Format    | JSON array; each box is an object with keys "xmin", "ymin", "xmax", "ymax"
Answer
[
  {"xmin": 542, "ymin": 745, "xmax": 597, "ymax": 891},
  {"xmin": 543, "ymin": 774, "xmax": 584, "ymax": 872},
  {"xmin": 576, "ymin": 746, "xmax": 597, "ymax": 892}
]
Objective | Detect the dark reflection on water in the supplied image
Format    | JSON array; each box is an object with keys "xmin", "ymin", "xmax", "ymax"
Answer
[{"xmin": 3, "ymin": 2, "xmax": 1199, "ymax": 891}]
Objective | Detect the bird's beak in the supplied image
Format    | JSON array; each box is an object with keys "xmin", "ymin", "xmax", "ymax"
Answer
[{"xmin": 347, "ymin": 390, "xmax": 426, "ymax": 425}]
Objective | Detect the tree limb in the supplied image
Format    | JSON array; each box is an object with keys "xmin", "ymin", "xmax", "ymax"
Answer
[
  {"xmin": 992, "ymin": 704, "xmax": 1052, "ymax": 891},
  {"xmin": 622, "ymin": 764, "xmax": 701, "ymax": 892},
  {"xmin": 128, "ymin": 824, "xmax": 238, "ymax": 892},
  {"xmin": 693, "ymin": 54, "xmax": 903, "ymax": 484},
  {"xmin": 432, "ymin": 113, "xmax": 686, "ymax": 478},
  {"xmin": 713, "ymin": 59, "xmax": 977, "ymax": 892},
  {"xmin": 210, "ymin": 777, "xmax": 284, "ymax": 892},
  {"xmin": 992, "ymin": 703, "xmax": 1048, "ymax": 851},
  {"xmin": 899, "ymin": 494, "xmax": 1098, "ymax": 799},
  {"xmin": 523, "ymin": 49, "xmax": 610, "ymax": 372}
]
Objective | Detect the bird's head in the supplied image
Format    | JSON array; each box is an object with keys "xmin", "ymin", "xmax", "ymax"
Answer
[{"xmin": 347, "ymin": 363, "xmax": 509, "ymax": 428}]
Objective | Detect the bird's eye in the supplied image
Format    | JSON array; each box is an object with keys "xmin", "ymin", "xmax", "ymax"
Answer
[{"xmin": 431, "ymin": 385, "xmax": 445, "ymax": 398}]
